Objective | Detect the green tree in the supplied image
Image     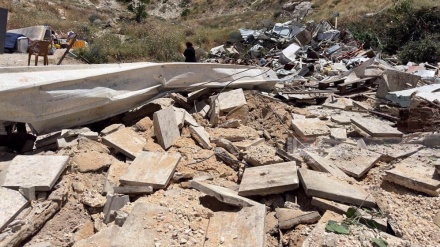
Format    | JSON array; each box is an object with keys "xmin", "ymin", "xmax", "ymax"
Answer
[{"xmin": 127, "ymin": 0, "xmax": 150, "ymax": 23}]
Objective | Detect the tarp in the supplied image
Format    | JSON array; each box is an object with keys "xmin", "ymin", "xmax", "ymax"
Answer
[
  {"xmin": 4, "ymin": 33, "xmax": 24, "ymax": 50},
  {"xmin": 0, "ymin": 62, "xmax": 278, "ymax": 134}
]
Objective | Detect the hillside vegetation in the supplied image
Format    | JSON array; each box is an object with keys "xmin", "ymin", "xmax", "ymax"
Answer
[{"xmin": 2, "ymin": 0, "xmax": 440, "ymax": 63}]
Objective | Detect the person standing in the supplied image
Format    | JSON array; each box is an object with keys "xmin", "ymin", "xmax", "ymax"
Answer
[{"xmin": 183, "ymin": 42, "xmax": 197, "ymax": 62}]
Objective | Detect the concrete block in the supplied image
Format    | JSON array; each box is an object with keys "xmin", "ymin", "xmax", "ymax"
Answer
[
  {"xmin": 216, "ymin": 88, "xmax": 247, "ymax": 112},
  {"xmin": 244, "ymin": 144, "xmax": 283, "ymax": 167},
  {"xmin": 0, "ymin": 187, "xmax": 29, "ymax": 231},
  {"xmin": 102, "ymin": 159, "xmax": 129, "ymax": 195},
  {"xmin": 238, "ymin": 162, "xmax": 299, "ymax": 196},
  {"xmin": 351, "ymin": 117, "xmax": 403, "ymax": 138},
  {"xmin": 302, "ymin": 150, "xmax": 349, "ymax": 179},
  {"xmin": 204, "ymin": 204, "xmax": 266, "ymax": 247},
  {"xmin": 189, "ymin": 125, "xmax": 212, "ymax": 149},
  {"xmin": 298, "ymin": 168, "xmax": 376, "ymax": 207},
  {"xmin": 113, "ymin": 185, "xmax": 153, "ymax": 195},
  {"xmin": 119, "ymin": 151, "xmax": 181, "ymax": 189},
  {"xmin": 233, "ymin": 138, "xmax": 265, "ymax": 150},
  {"xmin": 275, "ymin": 208, "xmax": 320, "ymax": 230},
  {"xmin": 56, "ymin": 136, "xmax": 78, "ymax": 149},
  {"xmin": 191, "ymin": 180, "xmax": 259, "ymax": 207},
  {"xmin": 102, "ymin": 128, "xmax": 146, "ymax": 159},
  {"xmin": 189, "ymin": 100, "xmax": 210, "ymax": 117},
  {"xmin": 385, "ymin": 162, "xmax": 440, "ymax": 196},
  {"xmin": 100, "ymin": 124, "xmax": 124, "ymax": 136},
  {"xmin": 35, "ymin": 131, "xmax": 61, "ymax": 148},
  {"xmin": 291, "ymin": 118, "xmax": 330, "ymax": 138},
  {"xmin": 103, "ymin": 194, "xmax": 130, "ymax": 223},
  {"xmin": 73, "ymin": 225, "xmax": 120, "ymax": 247},
  {"xmin": 79, "ymin": 131, "xmax": 99, "ymax": 140},
  {"xmin": 153, "ymin": 107, "xmax": 180, "ymax": 150},
  {"xmin": 367, "ymin": 144, "xmax": 423, "ymax": 162},
  {"xmin": 330, "ymin": 128, "xmax": 347, "ymax": 140},
  {"xmin": 1, "ymin": 155, "xmax": 69, "ymax": 191}
]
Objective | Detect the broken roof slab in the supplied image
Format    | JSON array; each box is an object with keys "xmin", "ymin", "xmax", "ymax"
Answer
[
  {"xmin": 291, "ymin": 118, "xmax": 330, "ymax": 138},
  {"xmin": 102, "ymin": 128, "xmax": 146, "ymax": 159},
  {"xmin": 351, "ymin": 117, "xmax": 403, "ymax": 138},
  {"xmin": 1, "ymin": 155, "xmax": 68, "ymax": 191}
]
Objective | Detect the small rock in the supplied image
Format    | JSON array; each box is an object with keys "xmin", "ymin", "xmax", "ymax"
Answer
[{"xmin": 72, "ymin": 182, "xmax": 85, "ymax": 193}]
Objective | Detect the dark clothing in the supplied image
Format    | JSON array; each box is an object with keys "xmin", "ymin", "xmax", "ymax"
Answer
[{"xmin": 184, "ymin": 47, "xmax": 196, "ymax": 62}]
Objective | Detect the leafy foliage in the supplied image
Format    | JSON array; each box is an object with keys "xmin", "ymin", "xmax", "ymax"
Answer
[
  {"xmin": 325, "ymin": 220, "xmax": 350, "ymax": 234},
  {"xmin": 372, "ymin": 238, "xmax": 388, "ymax": 247}
]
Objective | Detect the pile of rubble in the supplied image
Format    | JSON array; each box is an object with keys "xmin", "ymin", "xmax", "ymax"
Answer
[{"xmin": 0, "ymin": 77, "xmax": 439, "ymax": 246}]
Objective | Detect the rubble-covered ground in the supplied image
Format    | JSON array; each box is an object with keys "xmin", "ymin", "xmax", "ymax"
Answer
[{"xmin": 1, "ymin": 4, "xmax": 440, "ymax": 247}]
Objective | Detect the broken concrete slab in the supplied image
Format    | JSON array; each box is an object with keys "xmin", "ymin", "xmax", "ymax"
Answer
[
  {"xmin": 367, "ymin": 144, "xmax": 423, "ymax": 162},
  {"xmin": 385, "ymin": 162, "xmax": 440, "ymax": 196},
  {"xmin": 100, "ymin": 124, "xmax": 124, "ymax": 136},
  {"xmin": 326, "ymin": 144, "xmax": 381, "ymax": 178},
  {"xmin": 291, "ymin": 118, "xmax": 330, "ymax": 138},
  {"xmin": 204, "ymin": 204, "xmax": 266, "ymax": 247},
  {"xmin": 226, "ymin": 104, "xmax": 249, "ymax": 125},
  {"xmin": 153, "ymin": 107, "xmax": 180, "ymax": 150},
  {"xmin": 376, "ymin": 69, "xmax": 420, "ymax": 99},
  {"xmin": 103, "ymin": 160, "xmax": 129, "ymax": 195},
  {"xmin": 210, "ymin": 126, "xmax": 260, "ymax": 142},
  {"xmin": 1, "ymin": 155, "xmax": 68, "ymax": 191},
  {"xmin": 215, "ymin": 88, "xmax": 247, "ymax": 113},
  {"xmin": 244, "ymin": 144, "xmax": 283, "ymax": 166},
  {"xmin": 72, "ymin": 151, "xmax": 112, "ymax": 173},
  {"xmin": 233, "ymin": 138, "xmax": 265, "ymax": 150},
  {"xmin": 298, "ymin": 168, "xmax": 376, "ymax": 207},
  {"xmin": 301, "ymin": 150, "xmax": 349, "ymax": 179},
  {"xmin": 119, "ymin": 151, "xmax": 181, "ymax": 189},
  {"xmin": 218, "ymin": 119, "xmax": 241, "ymax": 128},
  {"xmin": 238, "ymin": 162, "xmax": 299, "ymax": 196},
  {"xmin": 275, "ymin": 208, "xmax": 320, "ymax": 230},
  {"xmin": 60, "ymin": 128, "xmax": 91, "ymax": 138},
  {"xmin": 322, "ymin": 97, "xmax": 354, "ymax": 110},
  {"xmin": 209, "ymin": 96, "xmax": 220, "ymax": 127},
  {"xmin": 311, "ymin": 197, "xmax": 387, "ymax": 231},
  {"xmin": 187, "ymin": 87, "xmax": 210, "ymax": 102},
  {"xmin": 35, "ymin": 131, "xmax": 61, "ymax": 149},
  {"xmin": 351, "ymin": 117, "xmax": 403, "ymax": 138},
  {"xmin": 73, "ymin": 225, "xmax": 120, "ymax": 247},
  {"xmin": 189, "ymin": 100, "xmax": 210, "ymax": 117},
  {"xmin": 0, "ymin": 187, "xmax": 29, "ymax": 232},
  {"xmin": 330, "ymin": 128, "xmax": 347, "ymax": 140},
  {"xmin": 79, "ymin": 131, "xmax": 99, "ymax": 140},
  {"xmin": 56, "ymin": 136, "xmax": 78, "ymax": 149},
  {"xmin": 191, "ymin": 180, "xmax": 259, "ymax": 207},
  {"xmin": 331, "ymin": 115, "xmax": 352, "ymax": 125},
  {"xmin": 111, "ymin": 202, "xmax": 167, "ymax": 247},
  {"xmin": 113, "ymin": 185, "xmax": 153, "ymax": 195},
  {"xmin": 174, "ymin": 107, "xmax": 199, "ymax": 129},
  {"xmin": 302, "ymin": 210, "xmax": 344, "ymax": 247},
  {"xmin": 103, "ymin": 194, "xmax": 129, "ymax": 223},
  {"xmin": 189, "ymin": 125, "xmax": 212, "ymax": 149},
  {"xmin": 102, "ymin": 128, "xmax": 146, "ymax": 159}
]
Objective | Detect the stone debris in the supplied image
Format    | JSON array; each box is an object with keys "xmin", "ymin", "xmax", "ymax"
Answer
[
  {"xmin": 189, "ymin": 125, "xmax": 212, "ymax": 149},
  {"xmin": 238, "ymin": 162, "xmax": 299, "ymax": 196},
  {"xmin": 244, "ymin": 144, "xmax": 283, "ymax": 166},
  {"xmin": 119, "ymin": 151, "xmax": 181, "ymax": 189},
  {"xmin": 351, "ymin": 117, "xmax": 403, "ymax": 138},
  {"xmin": 275, "ymin": 208, "xmax": 320, "ymax": 230},
  {"xmin": 291, "ymin": 118, "xmax": 330, "ymax": 138},
  {"xmin": 102, "ymin": 128, "xmax": 146, "ymax": 159},
  {"xmin": 153, "ymin": 107, "xmax": 180, "ymax": 150},
  {"xmin": 0, "ymin": 187, "xmax": 29, "ymax": 231},
  {"xmin": 1, "ymin": 155, "xmax": 68, "ymax": 191}
]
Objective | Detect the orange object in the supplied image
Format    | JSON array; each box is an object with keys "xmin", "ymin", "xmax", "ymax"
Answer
[
  {"xmin": 72, "ymin": 40, "xmax": 86, "ymax": 48},
  {"xmin": 28, "ymin": 40, "xmax": 51, "ymax": 66}
]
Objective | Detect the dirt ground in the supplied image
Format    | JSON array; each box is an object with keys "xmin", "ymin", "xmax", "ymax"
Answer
[{"xmin": 0, "ymin": 49, "xmax": 85, "ymax": 67}]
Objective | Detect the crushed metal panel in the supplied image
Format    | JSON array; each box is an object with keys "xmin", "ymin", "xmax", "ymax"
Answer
[{"xmin": 386, "ymin": 84, "xmax": 440, "ymax": 107}]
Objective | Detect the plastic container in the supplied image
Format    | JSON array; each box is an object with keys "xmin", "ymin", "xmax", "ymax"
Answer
[{"xmin": 16, "ymin": 37, "xmax": 29, "ymax": 53}]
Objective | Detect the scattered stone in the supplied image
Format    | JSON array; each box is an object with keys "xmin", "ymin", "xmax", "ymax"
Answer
[
  {"xmin": 190, "ymin": 100, "xmax": 210, "ymax": 117},
  {"xmin": 74, "ymin": 219, "xmax": 94, "ymax": 243},
  {"xmin": 81, "ymin": 192, "xmax": 107, "ymax": 208},
  {"xmin": 385, "ymin": 162, "xmax": 440, "ymax": 196},
  {"xmin": 0, "ymin": 187, "xmax": 29, "ymax": 231},
  {"xmin": 191, "ymin": 180, "xmax": 258, "ymax": 207},
  {"xmin": 102, "ymin": 128, "xmax": 146, "ymax": 159},
  {"xmin": 275, "ymin": 208, "xmax": 320, "ymax": 230},
  {"xmin": 56, "ymin": 136, "xmax": 78, "ymax": 149},
  {"xmin": 210, "ymin": 126, "xmax": 260, "ymax": 141},
  {"xmin": 189, "ymin": 125, "xmax": 212, "ymax": 149},
  {"xmin": 214, "ymin": 147, "xmax": 240, "ymax": 170},
  {"xmin": 72, "ymin": 151, "xmax": 112, "ymax": 172},
  {"xmin": 238, "ymin": 162, "xmax": 299, "ymax": 196},
  {"xmin": 72, "ymin": 182, "xmax": 85, "ymax": 193},
  {"xmin": 226, "ymin": 104, "xmax": 249, "ymax": 124},
  {"xmin": 170, "ymin": 93, "xmax": 191, "ymax": 110},
  {"xmin": 212, "ymin": 138, "xmax": 240, "ymax": 157},
  {"xmin": 331, "ymin": 115, "xmax": 352, "ymax": 125},
  {"xmin": 204, "ymin": 204, "xmax": 265, "ymax": 247},
  {"xmin": 367, "ymin": 144, "xmax": 423, "ymax": 162},
  {"xmin": 101, "ymin": 124, "xmax": 124, "ymax": 136},
  {"xmin": 322, "ymin": 97, "xmax": 354, "ymax": 110},
  {"xmin": 329, "ymin": 128, "xmax": 347, "ymax": 140},
  {"xmin": 302, "ymin": 210, "xmax": 344, "ymax": 246},
  {"xmin": 61, "ymin": 128, "xmax": 91, "ymax": 138},
  {"xmin": 153, "ymin": 107, "xmax": 180, "ymax": 150},
  {"xmin": 79, "ymin": 131, "xmax": 99, "ymax": 140},
  {"xmin": 351, "ymin": 117, "xmax": 403, "ymax": 137},
  {"xmin": 113, "ymin": 185, "xmax": 153, "ymax": 195},
  {"xmin": 218, "ymin": 119, "xmax": 241, "ymax": 128},
  {"xmin": 326, "ymin": 143, "xmax": 381, "ymax": 178},
  {"xmin": 233, "ymin": 138, "xmax": 265, "ymax": 150},
  {"xmin": 291, "ymin": 118, "xmax": 330, "ymax": 138},
  {"xmin": 215, "ymin": 88, "xmax": 247, "ymax": 112},
  {"xmin": 298, "ymin": 168, "xmax": 376, "ymax": 207},
  {"xmin": 301, "ymin": 150, "xmax": 349, "ymax": 179},
  {"xmin": 134, "ymin": 116, "xmax": 153, "ymax": 132},
  {"xmin": 1, "ymin": 155, "xmax": 69, "ymax": 191},
  {"xmin": 35, "ymin": 131, "xmax": 61, "ymax": 149},
  {"xmin": 119, "ymin": 151, "xmax": 181, "ymax": 189},
  {"xmin": 73, "ymin": 225, "xmax": 120, "ymax": 247},
  {"xmin": 103, "ymin": 194, "xmax": 130, "ymax": 223},
  {"xmin": 103, "ymin": 159, "xmax": 129, "ymax": 195},
  {"xmin": 244, "ymin": 144, "xmax": 283, "ymax": 166}
]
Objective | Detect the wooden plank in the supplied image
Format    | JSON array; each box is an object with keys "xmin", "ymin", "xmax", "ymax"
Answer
[
  {"xmin": 238, "ymin": 162, "xmax": 299, "ymax": 196},
  {"xmin": 119, "ymin": 151, "xmax": 181, "ymax": 189}
]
